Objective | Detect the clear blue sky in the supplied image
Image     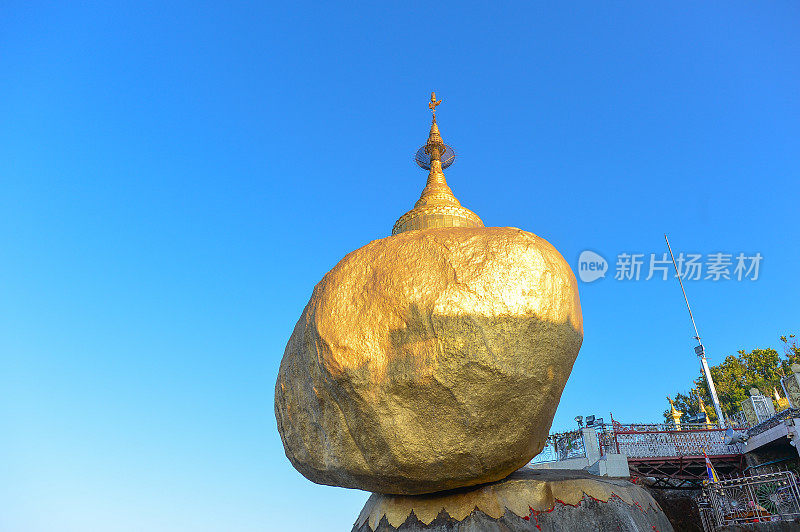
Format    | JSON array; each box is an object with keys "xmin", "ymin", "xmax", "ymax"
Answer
[{"xmin": 2, "ymin": 2, "xmax": 798, "ymax": 531}]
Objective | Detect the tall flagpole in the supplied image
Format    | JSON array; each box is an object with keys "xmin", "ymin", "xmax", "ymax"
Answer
[{"xmin": 665, "ymin": 234, "xmax": 726, "ymax": 428}]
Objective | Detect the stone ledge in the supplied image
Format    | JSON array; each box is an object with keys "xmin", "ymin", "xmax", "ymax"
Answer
[{"xmin": 353, "ymin": 469, "xmax": 673, "ymax": 531}]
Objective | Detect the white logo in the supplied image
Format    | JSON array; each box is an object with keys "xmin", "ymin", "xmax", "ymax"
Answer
[{"xmin": 578, "ymin": 251, "xmax": 607, "ymax": 283}]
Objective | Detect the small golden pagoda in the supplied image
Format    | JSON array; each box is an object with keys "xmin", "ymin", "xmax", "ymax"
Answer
[
  {"xmin": 392, "ymin": 93, "xmax": 484, "ymax": 235},
  {"xmin": 774, "ymin": 387, "xmax": 791, "ymax": 411},
  {"xmin": 667, "ymin": 396, "xmax": 683, "ymax": 429},
  {"xmin": 696, "ymin": 392, "xmax": 713, "ymax": 428}
]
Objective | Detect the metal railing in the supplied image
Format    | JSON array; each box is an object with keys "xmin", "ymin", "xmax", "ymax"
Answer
[
  {"xmin": 530, "ymin": 415, "xmax": 753, "ymax": 469},
  {"xmin": 606, "ymin": 421, "xmax": 743, "ymax": 458},
  {"xmin": 529, "ymin": 429, "xmax": 586, "ymax": 464},
  {"xmin": 727, "ymin": 410, "xmax": 751, "ymax": 430},
  {"xmin": 697, "ymin": 495, "xmax": 717, "ymax": 532},
  {"xmin": 701, "ymin": 471, "xmax": 800, "ymax": 529},
  {"xmin": 747, "ymin": 408, "xmax": 800, "ymax": 438}
]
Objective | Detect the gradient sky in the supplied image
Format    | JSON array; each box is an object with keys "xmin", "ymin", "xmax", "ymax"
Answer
[{"xmin": 2, "ymin": 2, "xmax": 799, "ymax": 531}]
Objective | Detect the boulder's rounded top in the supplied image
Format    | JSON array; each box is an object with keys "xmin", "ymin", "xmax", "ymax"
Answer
[{"xmin": 328, "ymin": 226, "xmax": 583, "ymax": 342}]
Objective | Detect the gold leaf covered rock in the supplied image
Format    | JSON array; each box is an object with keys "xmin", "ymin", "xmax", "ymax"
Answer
[{"xmin": 274, "ymin": 226, "xmax": 583, "ymax": 494}]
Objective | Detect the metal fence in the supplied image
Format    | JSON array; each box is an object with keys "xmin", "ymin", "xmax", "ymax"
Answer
[
  {"xmin": 697, "ymin": 495, "xmax": 717, "ymax": 532},
  {"xmin": 748, "ymin": 408, "xmax": 800, "ymax": 438},
  {"xmin": 727, "ymin": 410, "xmax": 751, "ymax": 430},
  {"xmin": 606, "ymin": 422, "xmax": 743, "ymax": 458},
  {"xmin": 529, "ymin": 429, "xmax": 586, "ymax": 463},
  {"xmin": 701, "ymin": 471, "xmax": 800, "ymax": 530}
]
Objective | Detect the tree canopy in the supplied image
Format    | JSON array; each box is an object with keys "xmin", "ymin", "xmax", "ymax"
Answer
[{"xmin": 664, "ymin": 334, "xmax": 799, "ymax": 423}]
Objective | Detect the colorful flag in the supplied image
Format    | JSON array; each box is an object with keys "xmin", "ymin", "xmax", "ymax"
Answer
[{"xmin": 703, "ymin": 448, "xmax": 719, "ymax": 483}]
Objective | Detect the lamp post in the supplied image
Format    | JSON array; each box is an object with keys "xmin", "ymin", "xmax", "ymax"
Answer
[{"xmin": 666, "ymin": 235, "xmax": 727, "ymax": 429}]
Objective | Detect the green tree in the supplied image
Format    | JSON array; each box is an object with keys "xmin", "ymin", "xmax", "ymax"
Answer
[
  {"xmin": 664, "ymin": 334, "xmax": 799, "ymax": 423},
  {"xmin": 780, "ymin": 334, "xmax": 799, "ymax": 362}
]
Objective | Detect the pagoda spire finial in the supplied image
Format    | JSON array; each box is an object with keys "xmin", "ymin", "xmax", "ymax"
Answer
[
  {"xmin": 391, "ymin": 93, "xmax": 484, "ymax": 235},
  {"xmin": 428, "ymin": 92, "xmax": 441, "ymax": 120}
]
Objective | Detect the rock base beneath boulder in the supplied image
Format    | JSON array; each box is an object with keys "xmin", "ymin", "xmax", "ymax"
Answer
[{"xmin": 353, "ymin": 469, "xmax": 674, "ymax": 532}]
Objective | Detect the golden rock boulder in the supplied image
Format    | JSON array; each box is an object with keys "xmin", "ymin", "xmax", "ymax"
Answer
[{"xmin": 274, "ymin": 226, "xmax": 583, "ymax": 495}]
